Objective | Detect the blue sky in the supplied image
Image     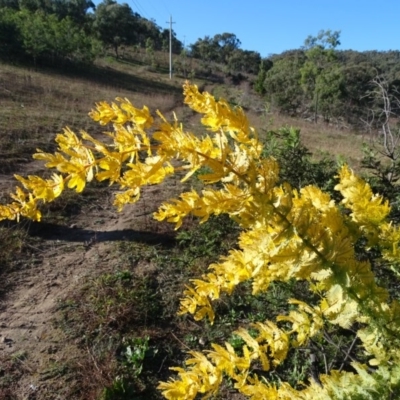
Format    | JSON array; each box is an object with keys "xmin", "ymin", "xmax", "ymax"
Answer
[{"xmin": 118, "ymin": 0, "xmax": 400, "ymax": 57}]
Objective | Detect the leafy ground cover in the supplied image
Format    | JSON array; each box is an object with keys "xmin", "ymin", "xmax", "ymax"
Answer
[{"xmin": 0, "ymin": 54, "xmax": 374, "ymax": 399}]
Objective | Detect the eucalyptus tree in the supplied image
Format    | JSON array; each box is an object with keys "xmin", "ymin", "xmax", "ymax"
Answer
[
  {"xmin": 94, "ymin": 0, "xmax": 139, "ymax": 57},
  {"xmin": 300, "ymin": 30, "xmax": 344, "ymax": 122}
]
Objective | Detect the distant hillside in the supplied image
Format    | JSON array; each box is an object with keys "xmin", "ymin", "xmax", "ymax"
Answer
[{"xmin": 257, "ymin": 31, "xmax": 400, "ymax": 129}]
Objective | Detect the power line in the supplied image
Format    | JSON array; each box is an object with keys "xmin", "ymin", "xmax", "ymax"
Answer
[
  {"xmin": 131, "ymin": 0, "xmax": 150, "ymax": 19},
  {"xmin": 159, "ymin": 0, "xmax": 171, "ymax": 16},
  {"xmin": 146, "ymin": 0, "xmax": 169, "ymax": 21}
]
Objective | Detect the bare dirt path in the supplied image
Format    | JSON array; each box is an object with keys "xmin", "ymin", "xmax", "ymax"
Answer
[{"xmin": 0, "ymin": 175, "xmax": 179, "ymax": 398}]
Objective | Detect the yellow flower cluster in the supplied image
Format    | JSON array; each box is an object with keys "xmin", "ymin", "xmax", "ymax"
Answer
[
  {"xmin": 336, "ymin": 166, "xmax": 400, "ymax": 274},
  {"xmin": 158, "ymin": 321, "xmax": 290, "ymax": 400},
  {"xmin": 1, "ymin": 82, "xmax": 400, "ymax": 398}
]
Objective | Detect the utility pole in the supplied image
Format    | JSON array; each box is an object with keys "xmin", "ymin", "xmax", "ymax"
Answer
[{"xmin": 166, "ymin": 15, "xmax": 176, "ymax": 79}]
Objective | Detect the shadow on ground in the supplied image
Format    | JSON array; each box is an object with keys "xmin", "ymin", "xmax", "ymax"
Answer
[{"xmin": 27, "ymin": 221, "xmax": 176, "ymax": 246}]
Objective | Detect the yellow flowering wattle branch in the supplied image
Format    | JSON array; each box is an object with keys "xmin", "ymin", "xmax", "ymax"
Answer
[
  {"xmin": 158, "ymin": 320, "xmax": 291, "ymax": 400},
  {"xmin": 1, "ymin": 82, "xmax": 400, "ymax": 398}
]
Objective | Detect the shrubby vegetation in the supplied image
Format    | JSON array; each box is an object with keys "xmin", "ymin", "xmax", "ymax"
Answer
[
  {"xmin": 189, "ymin": 32, "xmax": 261, "ymax": 74},
  {"xmin": 0, "ymin": 0, "xmax": 183, "ymax": 65},
  {"xmin": 258, "ymin": 30, "xmax": 400, "ymax": 129},
  {"xmin": 1, "ymin": 83, "xmax": 400, "ymax": 399},
  {"xmin": 0, "ymin": 0, "xmax": 99, "ymax": 64}
]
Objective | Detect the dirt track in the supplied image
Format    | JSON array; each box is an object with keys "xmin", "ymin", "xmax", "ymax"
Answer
[{"xmin": 0, "ymin": 175, "xmax": 179, "ymax": 398}]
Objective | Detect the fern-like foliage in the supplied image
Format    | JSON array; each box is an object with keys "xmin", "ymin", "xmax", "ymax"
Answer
[{"xmin": 1, "ymin": 83, "xmax": 400, "ymax": 399}]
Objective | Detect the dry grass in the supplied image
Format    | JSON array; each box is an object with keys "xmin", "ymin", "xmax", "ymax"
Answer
[
  {"xmin": 245, "ymin": 110, "xmax": 367, "ymax": 171},
  {"xmin": 1, "ymin": 58, "xmax": 368, "ymax": 175},
  {"xmin": 0, "ymin": 59, "xmax": 184, "ymax": 175}
]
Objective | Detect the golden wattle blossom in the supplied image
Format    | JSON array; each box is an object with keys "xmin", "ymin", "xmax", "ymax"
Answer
[{"xmin": 1, "ymin": 82, "xmax": 400, "ymax": 399}]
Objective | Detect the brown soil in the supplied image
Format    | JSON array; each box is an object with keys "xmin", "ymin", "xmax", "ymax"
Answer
[{"xmin": 0, "ymin": 162, "xmax": 181, "ymax": 399}]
